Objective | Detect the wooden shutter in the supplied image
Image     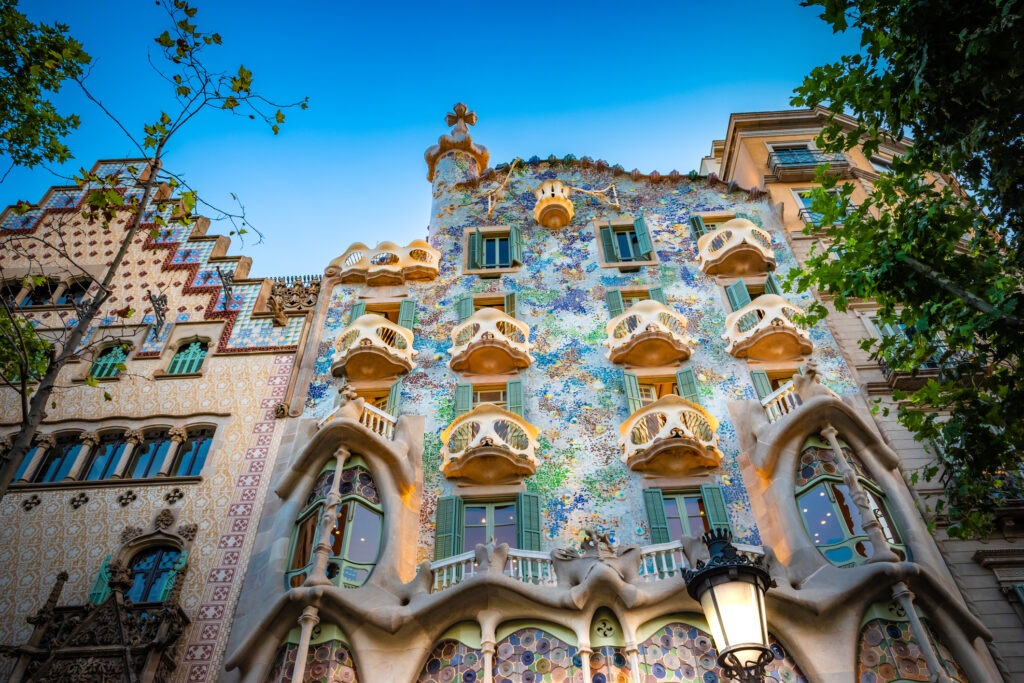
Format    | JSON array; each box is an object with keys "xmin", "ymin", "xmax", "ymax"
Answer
[
  {"xmin": 676, "ymin": 367, "xmax": 700, "ymax": 404},
  {"xmin": 349, "ymin": 301, "xmax": 366, "ymax": 322},
  {"xmin": 89, "ymin": 554, "xmax": 113, "ymax": 604},
  {"xmin": 467, "ymin": 231, "xmax": 480, "ymax": 270},
  {"xmin": 456, "ymin": 295, "xmax": 474, "ymax": 323},
  {"xmin": 606, "ymin": 289, "xmax": 624, "ymax": 318},
  {"xmin": 644, "ymin": 489, "xmax": 671, "ymax": 544},
  {"xmin": 157, "ymin": 550, "xmax": 189, "ymax": 601},
  {"xmin": 648, "ymin": 287, "xmax": 667, "ymax": 305},
  {"xmin": 504, "ymin": 292, "xmax": 518, "ymax": 318},
  {"xmin": 474, "ymin": 227, "xmax": 485, "ymax": 269},
  {"xmin": 1014, "ymin": 584, "xmax": 1024, "ymax": 606},
  {"xmin": 634, "ymin": 215, "xmax": 653, "ymax": 256},
  {"xmin": 725, "ymin": 280, "xmax": 752, "ymax": 311},
  {"xmin": 506, "ymin": 379, "xmax": 524, "ymax": 417},
  {"xmin": 764, "ymin": 273, "xmax": 783, "ymax": 296},
  {"xmin": 600, "ymin": 225, "xmax": 619, "ymax": 263},
  {"xmin": 397, "ymin": 299, "xmax": 417, "ymax": 330},
  {"xmin": 701, "ymin": 484, "xmax": 732, "ymax": 532},
  {"xmin": 434, "ymin": 495, "xmax": 465, "ymax": 560},
  {"xmin": 516, "ymin": 492, "xmax": 542, "ymax": 551},
  {"xmin": 749, "ymin": 370, "xmax": 773, "ymax": 400},
  {"xmin": 387, "ymin": 378, "xmax": 402, "ymax": 416},
  {"xmin": 623, "ymin": 371, "xmax": 642, "ymax": 414},
  {"xmin": 689, "ymin": 215, "xmax": 708, "ymax": 240},
  {"xmin": 454, "ymin": 383, "xmax": 473, "ymax": 416},
  {"xmin": 509, "ymin": 225, "xmax": 523, "ymax": 265}
]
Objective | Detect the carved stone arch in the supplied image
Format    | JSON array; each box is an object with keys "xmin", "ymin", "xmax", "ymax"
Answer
[{"xmin": 115, "ymin": 507, "xmax": 194, "ymax": 564}]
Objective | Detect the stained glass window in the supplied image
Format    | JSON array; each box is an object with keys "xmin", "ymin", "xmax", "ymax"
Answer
[
  {"xmin": 126, "ymin": 546, "xmax": 182, "ymax": 603},
  {"xmin": 172, "ymin": 427, "xmax": 214, "ymax": 476},
  {"xmin": 84, "ymin": 432, "xmax": 128, "ymax": 480},
  {"xmin": 126, "ymin": 430, "xmax": 171, "ymax": 479},
  {"xmin": 32, "ymin": 433, "xmax": 82, "ymax": 483}
]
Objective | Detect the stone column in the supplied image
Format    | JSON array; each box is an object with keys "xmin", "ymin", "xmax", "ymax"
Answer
[
  {"xmin": 625, "ymin": 644, "xmax": 642, "ymax": 683},
  {"xmin": 65, "ymin": 432, "xmax": 100, "ymax": 480},
  {"xmin": 291, "ymin": 605, "xmax": 321, "ymax": 683},
  {"xmin": 891, "ymin": 582, "xmax": 951, "ymax": 683},
  {"xmin": 481, "ymin": 640, "xmax": 495, "ymax": 683},
  {"xmin": 112, "ymin": 430, "xmax": 144, "ymax": 479},
  {"xmin": 18, "ymin": 433, "xmax": 55, "ymax": 482},
  {"xmin": 821, "ymin": 424, "xmax": 899, "ymax": 563},
  {"xmin": 158, "ymin": 427, "xmax": 188, "ymax": 476},
  {"xmin": 578, "ymin": 644, "xmax": 593, "ymax": 682},
  {"xmin": 305, "ymin": 446, "xmax": 349, "ymax": 586}
]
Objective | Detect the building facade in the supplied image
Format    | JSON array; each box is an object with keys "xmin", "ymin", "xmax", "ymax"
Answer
[{"xmin": 0, "ymin": 107, "xmax": 1018, "ymax": 682}]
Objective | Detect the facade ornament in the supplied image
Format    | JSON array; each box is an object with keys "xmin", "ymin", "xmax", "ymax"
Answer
[
  {"xmin": 124, "ymin": 430, "xmax": 144, "ymax": 445},
  {"xmin": 117, "ymin": 490, "xmax": 138, "ymax": 507},
  {"xmin": 107, "ymin": 560, "xmax": 132, "ymax": 592},
  {"xmin": 424, "ymin": 102, "xmax": 491, "ymax": 181},
  {"xmin": 21, "ymin": 494, "xmax": 41, "ymax": 511},
  {"xmin": 269, "ymin": 277, "xmax": 320, "ymax": 320},
  {"xmin": 79, "ymin": 432, "xmax": 101, "ymax": 448},
  {"xmin": 69, "ymin": 492, "xmax": 89, "ymax": 509},
  {"xmin": 167, "ymin": 427, "xmax": 188, "ymax": 443},
  {"xmin": 120, "ymin": 526, "xmax": 145, "ymax": 544},
  {"xmin": 176, "ymin": 523, "xmax": 198, "ymax": 542},
  {"xmin": 153, "ymin": 508, "xmax": 176, "ymax": 531},
  {"xmin": 34, "ymin": 432, "xmax": 57, "ymax": 450},
  {"xmin": 164, "ymin": 487, "xmax": 185, "ymax": 504},
  {"xmin": 267, "ymin": 295, "xmax": 288, "ymax": 327}
]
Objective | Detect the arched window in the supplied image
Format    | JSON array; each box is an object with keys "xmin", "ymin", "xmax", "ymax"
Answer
[
  {"xmin": 13, "ymin": 445, "xmax": 39, "ymax": 481},
  {"xmin": 286, "ymin": 457, "xmax": 383, "ymax": 589},
  {"xmin": 166, "ymin": 339, "xmax": 208, "ymax": 375},
  {"xmin": 125, "ymin": 546, "xmax": 185, "ymax": 603},
  {"xmin": 1, "ymin": 281, "xmax": 23, "ymax": 306},
  {"xmin": 795, "ymin": 435, "xmax": 905, "ymax": 567},
  {"xmin": 84, "ymin": 431, "xmax": 128, "ymax": 481},
  {"xmin": 32, "ymin": 432, "xmax": 82, "ymax": 483},
  {"xmin": 52, "ymin": 279, "xmax": 91, "ymax": 306},
  {"xmin": 125, "ymin": 429, "xmax": 171, "ymax": 479},
  {"xmin": 89, "ymin": 344, "xmax": 130, "ymax": 379},
  {"xmin": 172, "ymin": 427, "xmax": 214, "ymax": 476},
  {"xmin": 19, "ymin": 279, "xmax": 59, "ymax": 307}
]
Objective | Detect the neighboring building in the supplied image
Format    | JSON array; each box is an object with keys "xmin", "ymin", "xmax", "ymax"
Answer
[{"xmin": 0, "ymin": 160, "xmax": 316, "ymax": 682}]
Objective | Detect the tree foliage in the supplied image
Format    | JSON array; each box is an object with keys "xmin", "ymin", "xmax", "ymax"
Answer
[{"xmin": 791, "ymin": 0, "xmax": 1024, "ymax": 537}]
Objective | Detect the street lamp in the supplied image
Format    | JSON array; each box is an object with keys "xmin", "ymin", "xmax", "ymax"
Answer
[{"xmin": 684, "ymin": 528, "xmax": 773, "ymax": 683}]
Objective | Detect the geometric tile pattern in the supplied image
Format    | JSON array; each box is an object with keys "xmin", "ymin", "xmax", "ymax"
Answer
[{"xmin": 857, "ymin": 618, "xmax": 967, "ymax": 683}]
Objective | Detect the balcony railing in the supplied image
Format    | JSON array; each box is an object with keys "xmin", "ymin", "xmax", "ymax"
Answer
[
  {"xmin": 606, "ymin": 300, "xmax": 693, "ymax": 367},
  {"xmin": 448, "ymin": 307, "xmax": 533, "ymax": 374},
  {"xmin": 619, "ymin": 395, "xmax": 722, "ymax": 477},
  {"xmin": 696, "ymin": 218, "xmax": 776, "ymax": 276},
  {"xmin": 316, "ymin": 402, "xmax": 397, "ymax": 440},
  {"xmin": 768, "ymin": 149, "xmax": 851, "ymax": 181},
  {"xmin": 722, "ymin": 294, "xmax": 813, "ymax": 361},
  {"xmin": 328, "ymin": 240, "xmax": 440, "ymax": 285},
  {"xmin": 331, "ymin": 313, "xmax": 417, "ymax": 380},
  {"xmin": 440, "ymin": 403, "xmax": 539, "ymax": 484},
  {"xmin": 760, "ymin": 379, "xmax": 803, "ymax": 423}
]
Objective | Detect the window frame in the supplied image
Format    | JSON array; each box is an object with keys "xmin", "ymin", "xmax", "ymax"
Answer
[
  {"xmin": 171, "ymin": 426, "xmax": 215, "ymax": 477},
  {"xmin": 463, "ymin": 225, "xmax": 523, "ymax": 277},
  {"xmin": 31, "ymin": 432, "xmax": 82, "ymax": 483},
  {"xmin": 125, "ymin": 429, "xmax": 172, "ymax": 479},
  {"xmin": 83, "ymin": 431, "xmax": 129, "ymax": 481},
  {"xmin": 163, "ymin": 338, "xmax": 209, "ymax": 377},
  {"xmin": 88, "ymin": 343, "xmax": 132, "ymax": 380},
  {"xmin": 594, "ymin": 218, "xmax": 658, "ymax": 271}
]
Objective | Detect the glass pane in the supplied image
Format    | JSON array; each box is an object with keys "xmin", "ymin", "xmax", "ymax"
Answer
[
  {"xmin": 464, "ymin": 506, "xmax": 487, "ymax": 550},
  {"xmin": 347, "ymin": 504, "xmax": 382, "ymax": 564},
  {"xmin": 833, "ymin": 484, "xmax": 863, "ymax": 535},
  {"xmin": 663, "ymin": 498, "xmax": 684, "ymax": 541},
  {"xmin": 498, "ymin": 238, "xmax": 510, "ymax": 266},
  {"xmin": 638, "ymin": 385, "xmax": 658, "ymax": 406},
  {"xmin": 484, "ymin": 239, "xmax": 497, "ymax": 267},
  {"xmin": 332, "ymin": 504, "xmax": 348, "ymax": 556},
  {"xmin": 291, "ymin": 512, "xmax": 319, "ymax": 571},
  {"xmin": 684, "ymin": 496, "xmax": 709, "ymax": 535},
  {"xmin": 615, "ymin": 231, "xmax": 633, "ymax": 260},
  {"xmin": 798, "ymin": 484, "xmax": 846, "ymax": 545},
  {"xmin": 493, "ymin": 504, "xmax": 517, "ymax": 547}
]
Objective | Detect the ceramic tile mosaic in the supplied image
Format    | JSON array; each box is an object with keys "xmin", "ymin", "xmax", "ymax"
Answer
[
  {"xmin": 267, "ymin": 640, "xmax": 359, "ymax": 683},
  {"xmin": 303, "ymin": 157, "xmax": 859, "ymax": 560},
  {"xmin": 494, "ymin": 628, "xmax": 581, "ymax": 683},
  {"xmin": 857, "ymin": 619, "xmax": 967, "ymax": 683},
  {"xmin": 417, "ymin": 640, "xmax": 484, "ymax": 683}
]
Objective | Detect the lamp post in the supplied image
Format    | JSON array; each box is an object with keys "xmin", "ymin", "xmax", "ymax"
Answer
[{"xmin": 684, "ymin": 528, "xmax": 773, "ymax": 683}]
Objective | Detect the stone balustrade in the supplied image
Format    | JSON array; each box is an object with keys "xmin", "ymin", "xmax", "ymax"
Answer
[
  {"xmin": 722, "ymin": 294, "xmax": 813, "ymax": 360},
  {"xmin": 605, "ymin": 300, "xmax": 693, "ymax": 366},
  {"xmin": 316, "ymin": 402, "xmax": 397, "ymax": 441},
  {"xmin": 619, "ymin": 395, "xmax": 722, "ymax": 477},
  {"xmin": 330, "ymin": 313, "xmax": 417, "ymax": 380},
  {"xmin": 697, "ymin": 218, "xmax": 776, "ymax": 276},
  {"xmin": 327, "ymin": 240, "xmax": 440, "ymax": 285},
  {"xmin": 448, "ymin": 307, "xmax": 533, "ymax": 374},
  {"xmin": 760, "ymin": 379, "xmax": 803, "ymax": 424},
  {"xmin": 440, "ymin": 403, "xmax": 539, "ymax": 485}
]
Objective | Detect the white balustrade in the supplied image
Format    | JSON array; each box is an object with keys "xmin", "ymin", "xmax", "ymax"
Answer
[
  {"xmin": 760, "ymin": 379, "xmax": 803, "ymax": 423},
  {"xmin": 441, "ymin": 403, "xmax": 539, "ymax": 484},
  {"xmin": 328, "ymin": 240, "xmax": 440, "ymax": 284},
  {"xmin": 697, "ymin": 218, "xmax": 775, "ymax": 277},
  {"xmin": 315, "ymin": 403, "xmax": 396, "ymax": 440},
  {"xmin": 722, "ymin": 294, "xmax": 813, "ymax": 360},
  {"xmin": 448, "ymin": 308, "xmax": 533, "ymax": 373},
  {"xmin": 619, "ymin": 395, "xmax": 722, "ymax": 475},
  {"xmin": 606, "ymin": 300, "xmax": 693, "ymax": 365},
  {"xmin": 332, "ymin": 313, "xmax": 417, "ymax": 379},
  {"xmin": 638, "ymin": 541, "xmax": 690, "ymax": 582}
]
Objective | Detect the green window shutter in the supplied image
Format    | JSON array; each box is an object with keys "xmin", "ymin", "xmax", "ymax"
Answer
[
  {"xmin": 725, "ymin": 280, "xmax": 752, "ymax": 312},
  {"xmin": 676, "ymin": 367, "xmax": 700, "ymax": 404},
  {"xmin": 634, "ymin": 216, "xmax": 654, "ymax": 256},
  {"xmin": 387, "ymin": 378, "xmax": 403, "ymax": 416},
  {"xmin": 623, "ymin": 371, "xmax": 642, "ymax": 414},
  {"xmin": 516, "ymin": 492, "xmax": 542, "ymax": 551},
  {"xmin": 506, "ymin": 379, "xmax": 524, "ymax": 417},
  {"xmin": 689, "ymin": 216, "xmax": 708, "ymax": 240},
  {"xmin": 749, "ymin": 370, "xmax": 773, "ymax": 400},
  {"xmin": 504, "ymin": 292, "xmax": 518, "ymax": 319},
  {"xmin": 156, "ymin": 550, "xmax": 188, "ymax": 601},
  {"xmin": 454, "ymin": 383, "xmax": 473, "ymax": 416},
  {"xmin": 648, "ymin": 287, "xmax": 667, "ymax": 305},
  {"xmin": 467, "ymin": 231, "xmax": 480, "ymax": 270},
  {"xmin": 1013, "ymin": 584, "xmax": 1024, "ymax": 606},
  {"xmin": 434, "ymin": 495, "xmax": 464, "ymax": 560},
  {"xmin": 349, "ymin": 301, "xmax": 366, "ymax": 322},
  {"xmin": 89, "ymin": 554, "xmax": 113, "ymax": 604},
  {"xmin": 456, "ymin": 295, "xmax": 474, "ymax": 323},
  {"xmin": 700, "ymin": 484, "xmax": 732, "ymax": 532},
  {"xmin": 397, "ymin": 299, "xmax": 417, "ymax": 330},
  {"xmin": 644, "ymin": 489, "xmax": 671, "ymax": 544},
  {"xmin": 509, "ymin": 225, "xmax": 523, "ymax": 265},
  {"xmin": 600, "ymin": 225, "xmax": 619, "ymax": 263},
  {"xmin": 606, "ymin": 289, "xmax": 624, "ymax": 318},
  {"xmin": 474, "ymin": 227, "xmax": 485, "ymax": 269},
  {"xmin": 764, "ymin": 273, "xmax": 783, "ymax": 296}
]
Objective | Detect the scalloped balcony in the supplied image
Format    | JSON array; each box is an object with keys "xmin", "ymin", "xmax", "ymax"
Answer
[
  {"xmin": 329, "ymin": 240, "xmax": 440, "ymax": 286},
  {"xmin": 697, "ymin": 218, "xmax": 776, "ymax": 276},
  {"xmin": 620, "ymin": 395, "xmax": 722, "ymax": 476},
  {"xmin": 606, "ymin": 300, "xmax": 693, "ymax": 367},
  {"xmin": 449, "ymin": 308, "xmax": 533, "ymax": 374},
  {"xmin": 330, "ymin": 313, "xmax": 417, "ymax": 380},
  {"xmin": 533, "ymin": 179, "xmax": 574, "ymax": 228},
  {"xmin": 722, "ymin": 294, "xmax": 813, "ymax": 360},
  {"xmin": 440, "ymin": 403, "xmax": 539, "ymax": 485}
]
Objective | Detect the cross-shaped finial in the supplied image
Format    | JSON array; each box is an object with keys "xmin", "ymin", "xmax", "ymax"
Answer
[{"xmin": 445, "ymin": 103, "xmax": 477, "ymax": 137}]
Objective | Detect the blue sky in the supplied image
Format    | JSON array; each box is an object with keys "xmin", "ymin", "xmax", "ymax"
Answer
[{"xmin": 5, "ymin": 1, "xmax": 857, "ymax": 277}]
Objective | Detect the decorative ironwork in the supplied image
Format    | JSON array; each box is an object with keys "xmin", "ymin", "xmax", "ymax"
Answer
[
  {"xmin": 216, "ymin": 266, "xmax": 234, "ymax": 311},
  {"xmin": 146, "ymin": 289, "xmax": 168, "ymax": 338}
]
